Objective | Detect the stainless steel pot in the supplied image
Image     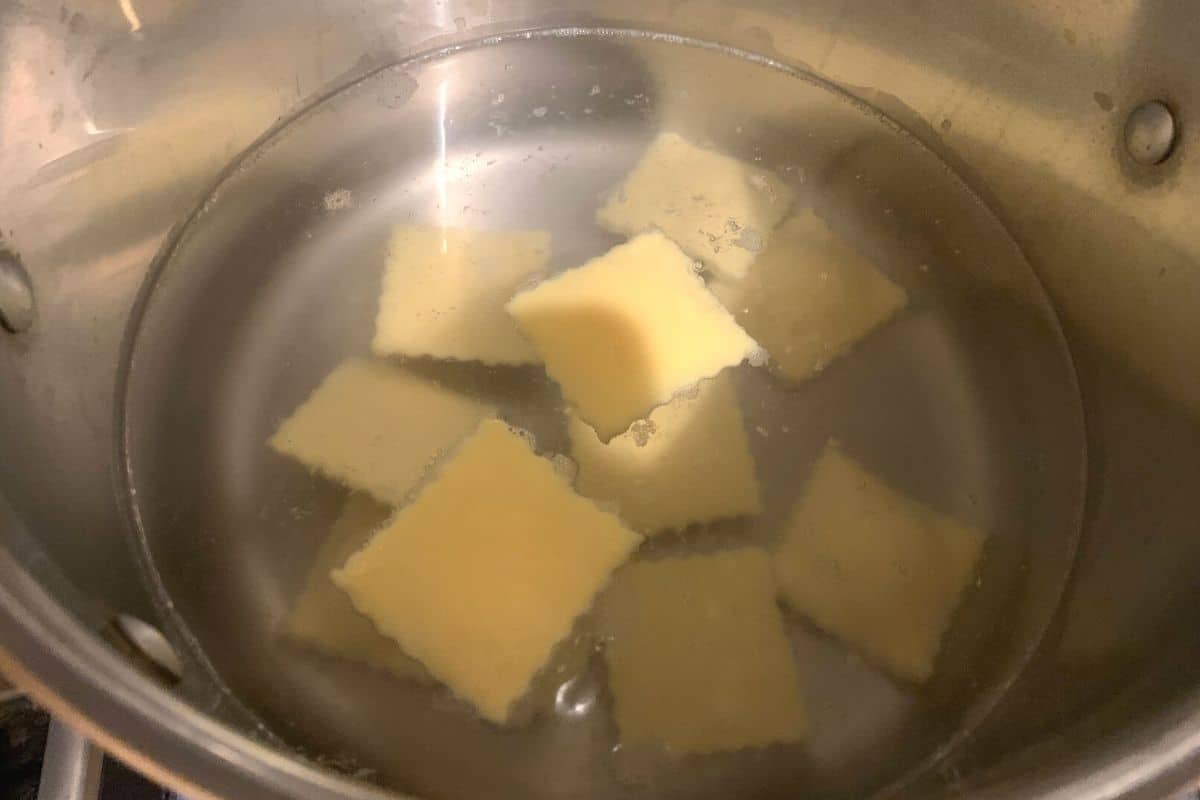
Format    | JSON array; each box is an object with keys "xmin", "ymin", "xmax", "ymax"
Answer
[{"xmin": 1, "ymin": 1, "xmax": 1198, "ymax": 798}]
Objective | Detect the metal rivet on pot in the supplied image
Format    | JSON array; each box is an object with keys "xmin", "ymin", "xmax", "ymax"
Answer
[
  {"xmin": 0, "ymin": 250, "xmax": 35, "ymax": 333},
  {"xmin": 111, "ymin": 614, "xmax": 184, "ymax": 683},
  {"xmin": 1124, "ymin": 100, "xmax": 1178, "ymax": 165}
]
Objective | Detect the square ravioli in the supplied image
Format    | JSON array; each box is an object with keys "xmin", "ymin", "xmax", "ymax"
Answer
[
  {"xmin": 772, "ymin": 442, "xmax": 985, "ymax": 682},
  {"xmin": 269, "ymin": 359, "xmax": 491, "ymax": 504},
  {"xmin": 284, "ymin": 494, "xmax": 432, "ymax": 684},
  {"xmin": 506, "ymin": 231, "xmax": 759, "ymax": 440},
  {"xmin": 597, "ymin": 131, "xmax": 795, "ymax": 281},
  {"xmin": 712, "ymin": 209, "xmax": 907, "ymax": 382},
  {"xmin": 286, "ymin": 494, "xmax": 597, "ymax": 718},
  {"xmin": 372, "ymin": 226, "xmax": 551, "ymax": 365},
  {"xmin": 567, "ymin": 373, "xmax": 761, "ymax": 533},
  {"xmin": 600, "ymin": 549, "xmax": 806, "ymax": 754},
  {"xmin": 333, "ymin": 419, "xmax": 642, "ymax": 724}
]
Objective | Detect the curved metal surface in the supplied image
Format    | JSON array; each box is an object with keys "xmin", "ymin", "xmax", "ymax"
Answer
[
  {"xmin": 112, "ymin": 27, "xmax": 1085, "ymax": 799},
  {"xmin": 1, "ymin": 0, "xmax": 1198, "ymax": 798},
  {"xmin": 0, "ymin": 249, "xmax": 36, "ymax": 333},
  {"xmin": 0, "ymin": 495, "xmax": 395, "ymax": 800},
  {"xmin": 110, "ymin": 614, "xmax": 184, "ymax": 683},
  {"xmin": 37, "ymin": 720, "xmax": 102, "ymax": 800},
  {"xmin": 1124, "ymin": 100, "xmax": 1178, "ymax": 166}
]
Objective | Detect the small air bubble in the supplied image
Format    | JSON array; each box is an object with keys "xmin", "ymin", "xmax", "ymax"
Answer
[
  {"xmin": 589, "ymin": 84, "xmax": 601, "ymax": 96},
  {"xmin": 733, "ymin": 227, "xmax": 764, "ymax": 253},
  {"xmin": 491, "ymin": 92, "xmax": 505, "ymax": 106},
  {"xmin": 747, "ymin": 348, "xmax": 769, "ymax": 368},
  {"xmin": 506, "ymin": 424, "xmax": 539, "ymax": 451},
  {"xmin": 628, "ymin": 419, "xmax": 657, "ymax": 447},
  {"xmin": 550, "ymin": 454, "xmax": 578, "ymax": 482},
  {"xmin": 554, "ymin": 677, "xmax": 597, "ymax": 718}
]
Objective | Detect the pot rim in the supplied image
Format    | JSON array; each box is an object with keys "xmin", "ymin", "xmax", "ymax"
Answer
[
  {"xmin": 4, "ymin": 510, "xmax": 1200, "ymax": 800},
  {"xmin": 0, "ymin": 491, "xmax": 397, "ymax": 800},
  {"xmin": 0, "ymin": 21, "xmax": 1193, "ymax": 800}
]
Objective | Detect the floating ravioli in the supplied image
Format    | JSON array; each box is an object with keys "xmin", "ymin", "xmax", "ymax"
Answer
[
  {"xmin": 600, "ymin": 549, "xmax": 806, "ymax": 754},
  {"xmin": 567, "ymin": 373, "xmax": 761, "ymax": 533},
  {"xmin": 269, "ymin": 359, "xmax": 491, "ymax": 505},
  {"xmin": 372, "ymin": 226, "xmax": 551, "ymax": 364},
  {"xmin": 506, "ymin": 231, "xmax": 759, "ymax": 440},
  {"xmin": 597, "ymin": 131, "xmax": 795, "ymax": 281},
  {"xmin": 772, "ymin": 441, "xmax": 985, "ymax": 682},
  {"xmin": 333, "ymin": 420, "xmax": 641, "ymax": 723},
  {"xmin": 284, "ymin": 494, "xmax": 433, "ymax": 684},
  {"xmin": 285, "ymin": 494, "xmax": 596, "ymax": 716},
  {"xmin": 711, "ymin": 209, "xmax": 907, "ymax": 382}
]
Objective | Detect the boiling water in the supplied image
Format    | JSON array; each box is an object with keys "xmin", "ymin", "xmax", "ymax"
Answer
[{"xmin": 120, "ymin": 29, "xmax": 1086, "ymax": 800}]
